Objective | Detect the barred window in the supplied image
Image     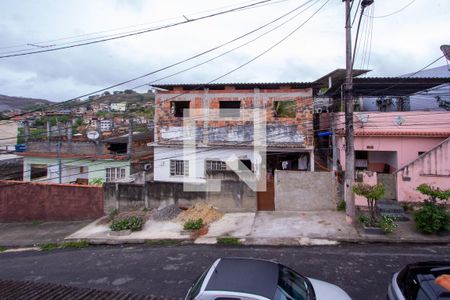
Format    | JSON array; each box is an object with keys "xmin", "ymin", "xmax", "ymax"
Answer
[
  {"xmin": 170, "ymin": 160, "xmax": 189, "ymax": 176},
  {"xmin": 106, "ymin": 167, "xmax": 126, "ymax": 182},
  {"xmin": 206, "ymin": 160, "xmax": 227, "ymax": 171}
]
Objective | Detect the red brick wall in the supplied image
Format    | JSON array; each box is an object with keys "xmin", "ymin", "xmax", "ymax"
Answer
[{"xmin": 0, "ymin": 181, "xmax": 104, "ymax": 222}]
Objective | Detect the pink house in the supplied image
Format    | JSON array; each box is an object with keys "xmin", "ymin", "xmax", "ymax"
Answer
[{"xmin": 331, "ymin": 111, "xmax": 450, "ymax": 202}]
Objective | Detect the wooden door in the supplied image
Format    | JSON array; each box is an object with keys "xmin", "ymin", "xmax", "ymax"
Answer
[{"xmin": 257, "ymin": 177, "xmax": 275, "ymax": 211}]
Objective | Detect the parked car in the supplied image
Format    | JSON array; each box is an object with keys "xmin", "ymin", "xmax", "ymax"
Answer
[
  {"xmin": 185, "ymin": 257, "xmax": 351, "ymax": 300},
  {"xmin": 388, "ymin": 261, "xmax": 450, "ymax": 300}
]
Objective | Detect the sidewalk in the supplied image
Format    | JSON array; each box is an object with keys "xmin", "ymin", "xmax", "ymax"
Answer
[
  {"xmin": 65, "ymin": 211, "xmax": 450, "ymax": 246},
  {"xmin": 0, "ymin": 221, "xmax": 92, "ymax": 247}
]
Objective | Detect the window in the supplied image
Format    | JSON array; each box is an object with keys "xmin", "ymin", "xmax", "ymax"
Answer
[
  {"xmin": 186, "ymin": 270, "xmax": 208, "ymax": 300},
  {"xmin": 239, "ymin": 159, "xmax": 252, "ymax": 171},
  {"xmin": 106, "ymin": 167, "xmax": 126, "ymax": 182},
  {"xmin": 275, "ymin": 266, "xmax": 312, "ymax": 300},
  {"xmin": 206, "ymin": 160, "xmax": 227, "ymax": 171},
  {"xmin": 219, "ymin": 101, "xmax": 240, "ymax": 118},
  {"xmin": 274, "ymin": 100, "xmax": 296, "ymax": 118},
  {"xmin": 30, "ymin": 164, "xmax": 47, "ymax": 180},
  {"xmin": 171, "ymin": 101, "xmax": 190, "ymax": 117},
  {"xmin": 170, "ymin": 160, "xmax": 189, "ymax": 176}
]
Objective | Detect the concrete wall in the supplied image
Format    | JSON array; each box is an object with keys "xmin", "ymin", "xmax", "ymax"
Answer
[
  {"xmin": 0, "ymin": 180, "xmax": 104, "ymax": 222},
  {"xmin": 0, "ymin": 121, "xmax": 18, "ymax": 147},
  {"xmin": 0, "ymin": 155, "xmax": 23, "ymax": 180},
  {"xmin": 26, "ymin": 141, "xmax": 108, "ymax": 155},
  {"xmin": 396, "ymin": 137, "xmax": 450, "ymax": 202},
  {"xmin": 104, "ymin": 180, "xmax": 257, "ymax": 213},
  {"xmin": 274, "ymin": 170, "xmax": 336, "ymax": 211}
]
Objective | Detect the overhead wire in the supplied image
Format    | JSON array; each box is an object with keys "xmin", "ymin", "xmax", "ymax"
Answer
[
  {"xmin": 1, "ymin": 0, "xmax": 318, "ymax": 122},
  {"xmin": 0, "ymin": 0, "xmax": 283, "ymax": 59}
]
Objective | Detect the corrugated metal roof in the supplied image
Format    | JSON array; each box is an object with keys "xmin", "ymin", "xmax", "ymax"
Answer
[{"xmin": 151, "ymin": 82, "xmax": 317, "ymax": 91}]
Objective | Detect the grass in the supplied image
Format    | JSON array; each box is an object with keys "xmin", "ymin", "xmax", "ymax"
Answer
[
  {"xmin": 0, "ymin": 246, "xmax": 7, "ymax": 252},
  {"xmin": 39, "ymin": 241, "xmax": 90, "ymax": 251},
  {"xmin": 39, "ymin": 243, "xmax": 59, "ymax": 251},
  {"xmin": 336, "ymin": 201, "xmax": 346, "ymax": 212},
  {"xmin": 31, "ymin": 220, "xmax": 44, "ymax": 226},
  {"xmin": 146, "ymin": 239, "xmax": 182, "ymax": 246},
  {"xmin": 217, "ymin": 237, "xmax": 242, "ymax": 245}
]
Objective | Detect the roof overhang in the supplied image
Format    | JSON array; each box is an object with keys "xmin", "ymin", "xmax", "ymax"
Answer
[
  {"xmin": 324, "ymin": 77, "xmax": 450, "ymax": 97},
  {"xmin": 152, "ymin": 82, "xmax": 318, "ymax": 91}
]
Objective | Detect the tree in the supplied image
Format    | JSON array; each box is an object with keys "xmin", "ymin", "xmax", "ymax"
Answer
[{"xmin": 352, "ymin": 183, "xmax": 385, "ymax": 226}]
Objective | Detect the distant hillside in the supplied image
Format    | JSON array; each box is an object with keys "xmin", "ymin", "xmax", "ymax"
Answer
[
  {"xmin": 88, "ymin": 91, "xmax": 155, "ymax": 105},
  {"xmin": 0, "ymin": 94, "xmax": 54, "ymax": 112}
]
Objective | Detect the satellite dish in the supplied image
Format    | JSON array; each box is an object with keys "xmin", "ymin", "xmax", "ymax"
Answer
[
  {"xmin": 440, "ymin": 45, "xmax": 450, "ymax": 60},
  {"xmin": 87, "ymin": 131, "xmax": 100, "ymax": 140}
]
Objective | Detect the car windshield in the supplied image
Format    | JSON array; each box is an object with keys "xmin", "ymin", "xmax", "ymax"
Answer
[
  {"xmin": 186, "ymin": 270, "xmax": 208, "ymax": 300},
  {"xmin": 274, "ymin": 266, "xmax": 313, "ymax": 300}
]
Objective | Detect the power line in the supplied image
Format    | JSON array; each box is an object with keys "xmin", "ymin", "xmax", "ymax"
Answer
[
  {"xmin": 0, "ymin": 0, "xmax": 277, "ymax": 59},
  {"xmin": 1, "ymin": 0, "xmax": 317, "ymax": 122},
  {"xmin": 0, "ymin": 0, "xmax": 286, "ymax": 52},
  {"xmin": 364, "ymin": 0, "xmax": 417, "ymax": 19}
]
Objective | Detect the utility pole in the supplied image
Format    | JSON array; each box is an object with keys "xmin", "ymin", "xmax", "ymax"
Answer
[
  {"xmin": 344, "ymin": 0, "xmax": 355, "ymax": 223},
  {"xmin": 343, "ymin": 0, "xmax": 373, "ymax": 223},
  {"xmin": 57, "ymin": 121, "xmax": 62, "ymax": 184}
]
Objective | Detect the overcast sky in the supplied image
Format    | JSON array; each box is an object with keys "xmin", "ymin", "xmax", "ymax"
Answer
[{"xmin": 0, "ymin": 0, "xmax": 449, "ymax": 102}]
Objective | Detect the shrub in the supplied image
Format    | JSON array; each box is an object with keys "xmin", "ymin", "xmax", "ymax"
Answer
[
  {"xmin": 183, "ymin": 218, "xmax": 203, "ymax": 231},
  {"xmin": 353, "ymin": 183, "xmax": 384, "ymax": 226},
  {"xmin": 110, "ymin": 216, "xmax": 144, "ymax": 232},
  {"xmin": 414, "ymin": 201, "xmax": 450, "ymax": 234},
  {"xmin": 357, "ymin": 214, "xmax": 370, "ymax": 227},
  {"xmin": 417, "ymin": 184, "xmax": 450, "ymax": 203},
  {"xmin": 336, "ymin": 201, "xmax": 346, "ymax": 212},
  {"xmin": 379, "ymin": 216, "xmax": 397, "ymax": 234},
  {"xmin": 0, "ymin": 246, "xmax": 7, "ymax": 252},
  {"xmin": 217, "ymin": 237, "xmax": 241, "ymax": 245},
  {"xmin": 89, "ymin": 178, "xmax": 105, "ymax": 185}
]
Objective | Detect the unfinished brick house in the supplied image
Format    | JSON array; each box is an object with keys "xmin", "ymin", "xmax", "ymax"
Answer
[{"xmin": 151, "ymin": 82, "xmax": 317, "ymax": 210}]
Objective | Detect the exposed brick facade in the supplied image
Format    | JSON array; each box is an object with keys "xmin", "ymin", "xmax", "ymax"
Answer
[
  {"xmin": 154, "ymin": 85, "xmax": 314, "ymax": 148},
  {"xmin": 0, "ymin": 181, "xmax": 104, "ymax": 222}
]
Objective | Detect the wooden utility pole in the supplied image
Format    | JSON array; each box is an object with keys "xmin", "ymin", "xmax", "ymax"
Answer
[{"xmin": 344, "ymin": 0, "xmax": 355, "ymax": 223}]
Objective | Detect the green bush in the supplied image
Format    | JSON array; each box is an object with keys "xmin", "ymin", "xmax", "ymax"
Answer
[
  {"xmin": 414, "ymin": 201, "xmax": 450, "ymax": 234},
  {"xmin": 183, "ymin": 218, "xmax": 203, "ymax": 231},
  {"xmin": 379, "ymin": 216, "xmax": 397, "ymax": 234},
  {"xmin": 40, "ymin": 243, "xmax": 59, "ymax": 251},
  {"xmin": 89, "ymin": 178, "xmax": 104, "ymax": 185},
  {"xmin": 357, "ymin": 214, "xmax": 370, "ymax": 226},
  {"xmin": 110, "ymin": 216, "xmax": 144, "ymax": 232},
  {"xmin": 336, "ymin": 201, "xmax": 346, "ymax": 212}
]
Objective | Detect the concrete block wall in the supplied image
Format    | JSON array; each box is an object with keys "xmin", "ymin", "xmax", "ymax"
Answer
[
  {"xmin": 274, "ymin": 170, "xmax": 336, "ymax": 211},
  {"xmin": 104, "ymin": 180, "xmax": 256, "ymax": 213},
  {"xmin": 0, "ymin": 180, "xmax": 104, "ymax": 222}
]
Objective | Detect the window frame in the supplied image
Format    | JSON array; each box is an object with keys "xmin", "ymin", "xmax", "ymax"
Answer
[
  {"xmin": 170, "ymin": 160, "xmax": 189, "ymax": 176},
  {"xmin": 219, "ymin": 101, "xmax": 241, "ymax": 118},
  {"xmin": 171, "ymin": 101, "xmax": 191, "ymax": 118}
]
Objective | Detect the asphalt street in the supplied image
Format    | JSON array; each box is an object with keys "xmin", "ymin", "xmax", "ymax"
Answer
[{"xmin": 0, "ymin": 243, "xmax": 449, "ymax": 300}]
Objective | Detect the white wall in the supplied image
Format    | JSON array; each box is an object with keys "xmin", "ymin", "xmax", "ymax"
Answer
[{"xmin": 153, "ymin": 146, "xmax": 256, "ymax": 183}]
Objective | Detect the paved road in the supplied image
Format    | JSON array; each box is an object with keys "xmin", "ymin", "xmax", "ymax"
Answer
[{"xmin": 0, "ymin": 243, "xmax": 449, "ymax": 300}]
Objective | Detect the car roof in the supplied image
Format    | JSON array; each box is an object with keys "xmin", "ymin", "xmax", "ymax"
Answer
[{"xmin": 204, "ymin": 258, "xmax": 279, "ymax": 299}]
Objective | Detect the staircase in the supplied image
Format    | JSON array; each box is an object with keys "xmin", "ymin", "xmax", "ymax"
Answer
[{"xmin": 376, "ymin": 200, "xmax": 410, "ymax": 221}]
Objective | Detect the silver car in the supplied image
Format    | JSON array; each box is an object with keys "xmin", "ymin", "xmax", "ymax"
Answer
[
  {"xmin": 388, "ymin": 261, "xmax": 450, "ymax": 300},
  {"xmin": 185, "ymin": 257, "xmax": 351, "ymax": 300}
]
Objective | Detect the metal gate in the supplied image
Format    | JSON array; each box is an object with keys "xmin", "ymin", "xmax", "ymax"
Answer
[{"xmin": 378, "ymin": 173, "xmax": 396, "ymax": 200}]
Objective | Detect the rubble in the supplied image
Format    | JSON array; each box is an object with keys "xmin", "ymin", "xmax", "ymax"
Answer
[
  {"xmin": 177, "ymin": 202, "xmax": 223, "ymax": 225},
  {"xmin": 153, "ymin": 205, "xmax": 182, "ymax": 221}
]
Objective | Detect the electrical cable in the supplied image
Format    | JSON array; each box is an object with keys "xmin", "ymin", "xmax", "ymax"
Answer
[{"xmin": 0, "ymin": 0, "xmax": 279, "ymax": 59}]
